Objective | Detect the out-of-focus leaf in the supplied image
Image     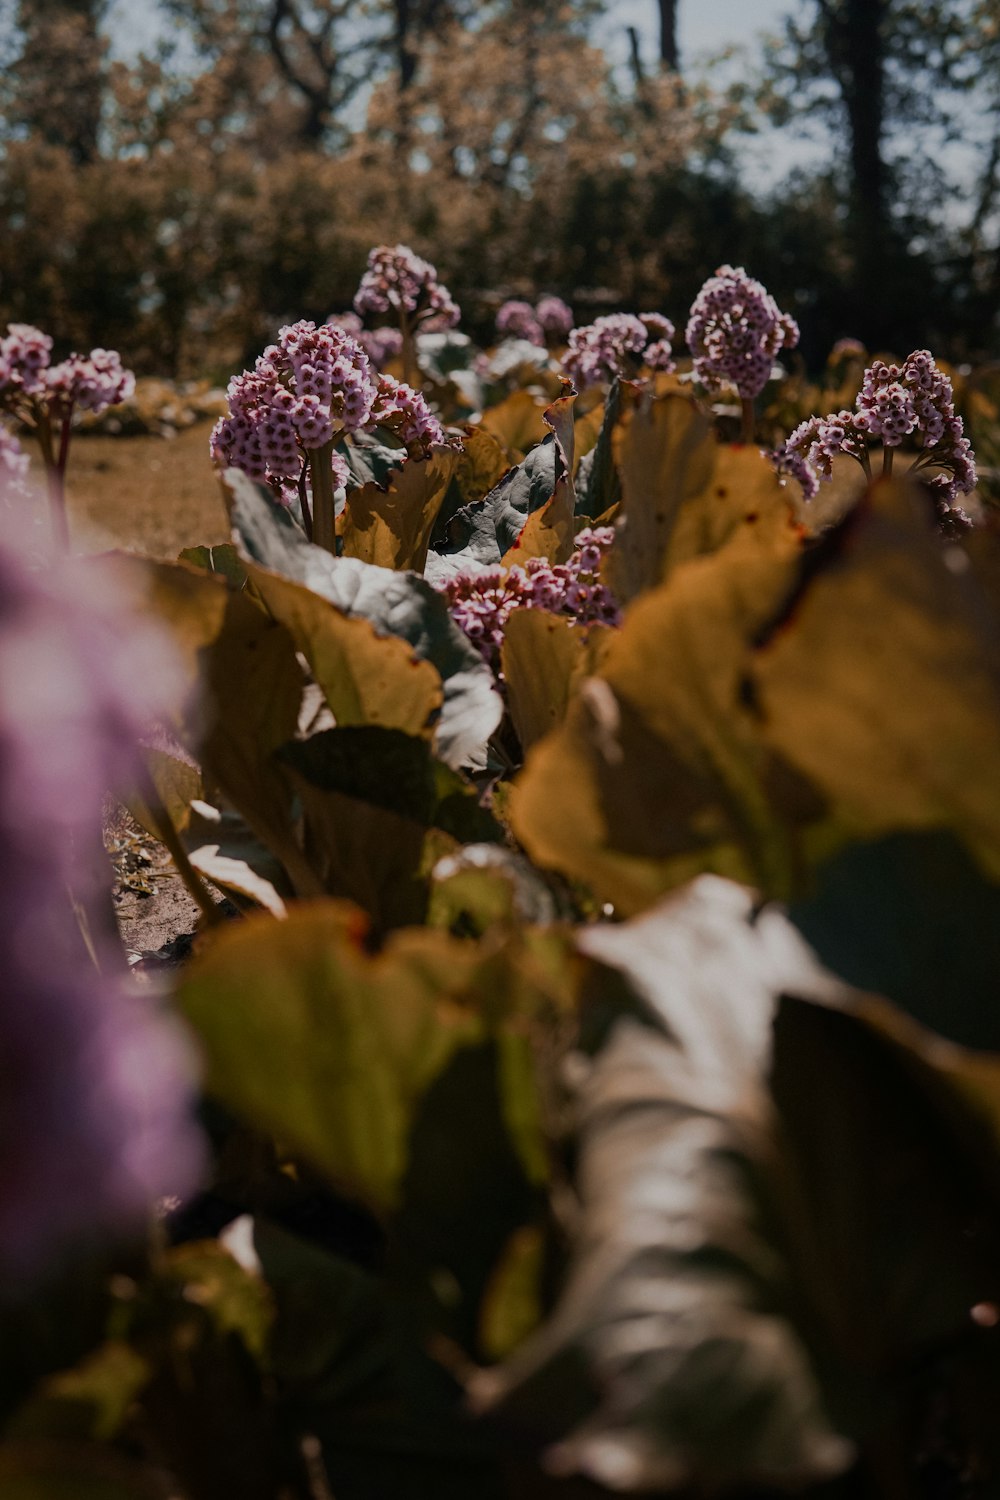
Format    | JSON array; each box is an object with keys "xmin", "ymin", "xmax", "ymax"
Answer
[
  {"xmin": 187, "ymin": 845, "xmax": 287, "ymax": 917},
  {"xmin": 608, "ymin": 392, "xmax": 714, "ymax": 602},
  {"xmin": 277, "ymin": 726, "xmax": 499, "ymax": 844},
  {"xmin": 228, "ymin": 474, "xmax": 501, "ymax": 769},
  {"xmin": 428, "ymin": 845, "xmax": 561, "ymax": 934},
  {"xmin": 178, "ymin": 905, "xmax": 483, "ymax": 1212},
  {"xmin": 276, "ymin": 726, "xmax": 498, "ymax": 927},
  {"xmin": 478, "ymin": 877, "xmax": 1000, "ymax": 1491},
  {"xmin": 576, "ymin": 378, "xmax": 622, "ymax": 520},
  {"xmin": 475, "ymin": 878, "xmax": 852, "ymax": 1490},
  {"xmin": 501, "ymin": 613, "xmax": 613, "ymax": 753},
  {"xmin": 752, "ymin": 478, "xmax": 1000, "ymax": 881},
  {"xmin": 178, "ymin": 904, "xmax": 577, "ymax": 1213},
  {"xmin": 91, "ymin": 554, "xmax": 319, "ymax": 896},
  {"xmin": 478, "ymin": 1225, "xmax": 546, "ymax": 1363},
  {"xmin": 339, "ymin": 448, "xmax": 459, "ymax": 573},
  {"xmin": 0, "ymin": 1447, "xmax": 166, "ymax": 1500},
  {"xmin": 789, "ymin": 830, "xmax": 1000, "ymax": 1051},
  {"xmin": 662, "ymin": 441, "xmax": 802, "ymax": 573},
  {"xmin": 6, "ymin": 1344, "xmax": 150, "ymax": 1444},
  {"xmin": 122, "ymin": 1242, "xmax": 273, "ymax": 1365},
  {"xmin": 129, "ymin": 743, "xmax": 203, "ymax": 837},
  {"xmin": 177, "ymin": 543, "xmax": 247, "ymax": 588},
  {"xmin": 510, "ymin": 525, "xmax": 806, "ymax": 913},
  {"xmin": 479, "ymin": 390, "xmax": 549, "ymax": 460}
]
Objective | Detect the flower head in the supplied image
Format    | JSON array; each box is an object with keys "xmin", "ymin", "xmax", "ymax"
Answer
[
  {"xmin": 496, "ymin": 300, "xmax": 544, "ymax": 346},
  {"xmin": 686, "ymin": 265, "xmax": 799, "ymax": 400},
  {"xmin": 563, "ymin": 313, "xmax": 675, "ymax": 390},
  {"xmin": 443, "ymin": 526, "xmax": 620, "ymax": 673},
  {"xmin": 354, "ymin": 244, "xmax": 460, "ymax": 331},
  {"xmin": 0, "ymin": 524, "xmax": 202, "ymax": 1275},
  {"xmin": 776, "ymin": 350, "xmax": 977, "ymax": 525},
  {"xmin": 535, "ymin": 296, "xmax": 574, "ymax": 340}
]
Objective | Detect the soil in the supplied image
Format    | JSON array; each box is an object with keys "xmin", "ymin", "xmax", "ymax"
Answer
[
  {"xmin": 29, "ymin": 422, "xmax": 232, "ymax": 560},
  {"xmin": 66, "ymin": 426, "xmax": 234, "ymax": 961}
]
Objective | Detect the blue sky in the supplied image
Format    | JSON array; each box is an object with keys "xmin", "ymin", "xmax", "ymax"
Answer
[{"xmin": 109, "ymin": 1, "xmax": 799, "ymax": 66}]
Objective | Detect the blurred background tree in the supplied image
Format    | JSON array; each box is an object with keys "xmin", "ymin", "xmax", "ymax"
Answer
[{"xmin": 0, "ymin": 0, "xmax": 996, "ymax": 374}]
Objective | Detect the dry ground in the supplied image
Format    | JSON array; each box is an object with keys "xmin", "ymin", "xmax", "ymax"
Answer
[{"xmin": 29, "ymin": 422, "xmax": 231, "ymax": 559}]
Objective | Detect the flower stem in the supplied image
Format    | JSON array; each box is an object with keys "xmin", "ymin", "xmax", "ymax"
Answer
[
  {"xmin": 297, "ymin": 462, "xmax": 313, "ymax": 542},
  {"xmin": 34, "ymin": 406, "xmax": 70, "ymax": 551},
  {"xmin": 740, "ymin": 397, "xmax": 755, "ymax": 444},
  {"xmin": 400, "ymin": 310, "xmax": 416, "ymax": 388},
  {"xmin": 309, "ymin": 442, "xmax": 337, "ymax": 553},
  {"xmin": 882, "ymin": 446, "xmax": 894, "ymax": 477}
]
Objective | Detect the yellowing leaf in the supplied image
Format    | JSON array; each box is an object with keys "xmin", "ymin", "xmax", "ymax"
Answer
[
  {"xmin": 753, "ymin": 479, "xmax": 1000, "ymax": 879},
  {"xmin": 339, "ymin": 448, "xmax": 459, "ymax": 573},
  {"xmin": 454, "ymin": 426, "xmax": 511, "ymax": 507},
  {"xmin": 501, "ymin": 611, "xmax": 613, "ymax": 752},
  {"xmin": 245, "ymin": 561, "xmax": 442, "ymax": 737},
  {"xmin": 480, "ymin": 390, "xmax": 550, "ymax": 460}
]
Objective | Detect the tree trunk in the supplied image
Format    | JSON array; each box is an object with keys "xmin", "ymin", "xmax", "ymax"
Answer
[{"xmin": 658, "ymin": 0, "xmax": 679, "ymax": 71}]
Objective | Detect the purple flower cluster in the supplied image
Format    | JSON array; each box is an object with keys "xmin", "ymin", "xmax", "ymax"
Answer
[
  {"xmin": 0, "ymin": 424, "xmax": 29, "ymax": 497},
  {"xmin": 372, "ymin": 374, "xmax": 456, "ymax": 450},
  {"xmin": 778, "ymin": 349, "xmax": 977, "ymax": 512},
  {"xmin": 496, "ymin": 300, "xmax": 544, "ymax": 346},
  {"xmin": 536, "ymin": 296, "xmax": 575, "ymax": 340},
  {"xmin": 444, "ymin": 527, "xmax": 620, "ymax": 673},
  {"xmin": 354, "ymin": 244, "xmax": 460, "ymax": 332},
  {"xmin": 496, "ymin": 296, "xmax": 575, "ymax": 348},
  {"xmin": 563, "ymin": 314, "xmax": 676, "ymax": 390},
  {"xmin": 327, "ymin": 313, "xmax": 404, "ymax": 371},
  {"xmin": 0, "ymin": 527, "xmax": 202, "ymax": 1275},
  {"xmin": 685, "ymin": 265, "xmax": 799, "ymax": 400},
  {"xmin": 0, "ymin": 323, "xmax": 134, "ymax": 417}
]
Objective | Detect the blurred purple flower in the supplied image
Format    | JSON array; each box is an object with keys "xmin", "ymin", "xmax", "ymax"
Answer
[
  {"xmin": 535, "ymin": 296, "xmax": 574, "ymax": 340},
  {"xmin": 0, "ymin": 531, "xmax": 203, "ymax": 1277},
  {"xmin": 496, "ymin": 301, "xmax": 544, "ymax": 347}
]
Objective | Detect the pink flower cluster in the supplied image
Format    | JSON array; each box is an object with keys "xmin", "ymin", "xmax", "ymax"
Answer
[
  {"xmin": 0, "ymin": 425, "xmax": 29, "ymax": 496},
  {"xmin": 778, "ymin": 349, "xmax": 977, "ymax": 512},
  {"xmin": 0, "ymin": 538, "xmax": 202, "ymax": 1274},
  {"xmin": 211, "ymin": 320, "xmax": 450, "ymax": 504},
  {"xmin": 495, "ymin": 295, "xmax": 575, "ymax": 347},
  {"xmin": 685, "ymin": 265, "xmax": 799, "ymax": 400},
  {"xmin": 0, "ymin": 323, "xmax": 134, "ymax": 416},
  {"xmin": 354, "ymin": 244, "xmax": 460, "ymax": 331},
  {"xmin": 327, "ymin": 312, "xmax": 404, "ymax": 370},
  {"xmin": 444, "ymin": 526, "xmax": 621, "ymax": 673},
  {"xmin": 563, "ymin": 314, "xmax": 676, "ymax": 390}
]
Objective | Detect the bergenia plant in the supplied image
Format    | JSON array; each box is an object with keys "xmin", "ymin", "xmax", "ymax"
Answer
[
  {"xmin": 0, "ymin": 323, "xmax": 134, "ymax": 549},
  {"xmin": 0, "ymin": 514, "xmax": 203, "ymax": 1275},
  {"xmin": 685, "ymin": 265, "xmax": 800, "ymax": 439},
  {"xmin": 211, "ymin": 319, "xmax": 450, "ymax": 552},
  {"xmin": 496, "ymin": 300, "xmax": 544, "ymax": 347},
  {"xmin": 0, "ymin": 422, "xmax": 29, "ymax": 501},
  {"xmin": 444, "ymin": 526, "xmax": 621, "ymax": 675},
  {"xmin": 777, "ymin": 349, "xmax": 978, "ymax": 529},
  {"xmin": 495, "ymin": 295, "xmax": 575, "ymax": 350},
  {"xmin": 327, "ymin": 312, "xmax": 404, "ymax": 371},
  {"xmin": 353, "ymin": 243, "xmax": 460, "ymax": 387},
  {"xmin": 563, "ymin": 313, "xmax": 676, "ymax": 390}
]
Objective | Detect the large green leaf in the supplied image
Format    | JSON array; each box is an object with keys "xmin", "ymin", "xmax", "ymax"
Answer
[
  {"xmin": 227, "ymin": 473, "xmax": 501, "ymax": 769},
  {"xmin": 477, "ymin": 877, "xmax": 1000, "ymax": 1492},
  {"xmin": 176, "ymin": 904, "xmax": 567, "ymax": 1215}
]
